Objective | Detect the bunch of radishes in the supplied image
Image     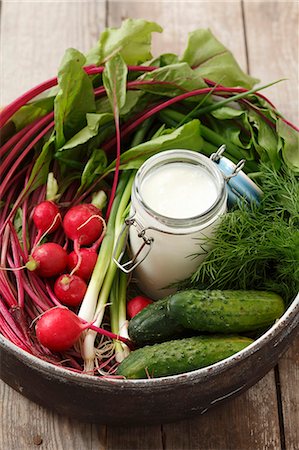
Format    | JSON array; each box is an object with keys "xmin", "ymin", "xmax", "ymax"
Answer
[
  {"xmin": 27, "ymin": 200, "xmax": 105, "ymax": 308},
  {"xmin": 27, "ymin": 199, "xmax": 152, "ymax": 355}
]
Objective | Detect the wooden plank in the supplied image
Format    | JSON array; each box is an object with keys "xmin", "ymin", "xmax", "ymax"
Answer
[
  {"xmin": 243, "ymin": 0, "xmax": 299, "ymax": 123},
  {"xmin": 0, "ymin": 0, "xmax": 107, "ymax": 105},
  {"xmin": 244, "ymin": 3, "xmax": 299, "ymax": 449},
  {"xmin": 277, "ymin": 336, "xmax": 299, "ymax": 450},
  {"xmin": 106, "ymin": 425, "xmax": 164, "ymax": 450},
  {"xmin": 162, "ymin": 371, "xmax": 281, "ymax": 450},
  {"xmin": 107, "ymin": 0, "xmax": 248, "ymax": 69},
  {"xmin": 0, "ymin": 381, "xmax": 93, "ymax": 450}
]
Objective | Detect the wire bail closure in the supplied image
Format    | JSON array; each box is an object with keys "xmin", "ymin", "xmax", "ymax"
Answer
[
  {"xmin": 210, "ymin": 144, "xmax": 246, "ymax": 181},
  {"xmin": 113, "ymin": 211, "xmax": 154, "ymax": 273},
  {"xmin": 210, "ymin": 144, "xmax": 262, "ymax": 205}
]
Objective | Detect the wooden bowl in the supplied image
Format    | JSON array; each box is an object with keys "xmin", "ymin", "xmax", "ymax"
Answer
[{"xmin": 0, "ymin": 294, "xmax": 298, "ymax": 425}]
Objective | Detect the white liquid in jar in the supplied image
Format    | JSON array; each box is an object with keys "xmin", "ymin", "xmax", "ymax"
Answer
[
  {"xmin": 140, "ymin": 162, "xmax": 218, "ymax": 218},
  {"xmin": 129, "ymin": 151, "xmax": 227, "ymax": 300}
]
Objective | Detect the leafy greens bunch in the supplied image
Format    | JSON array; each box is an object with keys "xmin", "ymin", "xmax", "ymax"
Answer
[
  {"xmin": 0, "ymin": 19, "xmax": 298, "ymax": 374},
  {"xmin": 8, "ymin": 18, "xmax": 299, "ymax": 192}
]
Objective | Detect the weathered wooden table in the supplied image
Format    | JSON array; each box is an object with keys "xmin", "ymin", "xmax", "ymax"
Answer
[{"xmin": 0, "ymin": 1, "xmax": 298, "ymax": 449}]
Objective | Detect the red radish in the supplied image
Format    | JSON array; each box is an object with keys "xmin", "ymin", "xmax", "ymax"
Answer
[
  {"xmin": 35, "ymin": 307, "xmax": 132, "ymax": 352},
  {"xmin": 127, "ymin": 295, "xmax": 153, "ymax": 318},
  {"xmin": 32, "ymin": 201, "xmax": 61, "ymax": 234},
  {"xmin": 54, "ymin": 274, "xmax": 87, "ymax": 307},
  {"xmin": 67, "ymin": 247, "xmax": 98, "ymax": 280},
  {"xmin": 35, "ymin": 307, "xmax": 89, "ymax": 352},
  {"xmin": 63, "ymin": 204, "xmax": 104, "ymax": 246},
  {"xmin": 26, "ymin": 243, "xmax": 68, "ymax": 278}
]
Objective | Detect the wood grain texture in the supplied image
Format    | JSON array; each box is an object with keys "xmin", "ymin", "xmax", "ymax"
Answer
[
  {"xmin": 0, "ymin": 0, "xmax": 106, "ymax": 105},
  {"xmin": 244, "ymin": 4, "xmax": 299, "ymax": 449},
  {"xmin": 106, "ymin": 425, "xmax": 164, "ymax": 450},
  {"xmin": 0, "ymin": 1, "xmax": 298, "ymax": 449},
  {"xmin": 162, "ymin": 372, "xmax": 281, "ymax": 450},
  {"xmin": 278, "ymin": 337, "xmax": 299, "ymax": 450},
  {"xmin": 243, "ymin": 0, "xmax": 299, "ymax": 123},
  {"xmin": 0, "ymin": 382, "xmax": 95, "ymax": 450},
  {"xmin": 107, "ymin": 0, "xmax": 247, "ymax": 69}
]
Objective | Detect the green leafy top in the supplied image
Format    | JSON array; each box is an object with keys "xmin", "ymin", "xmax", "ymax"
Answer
[
  {"xmin": 54, "ymin": 48, "xmax": 96, "ymax": 149},
  {"xmin": 86, "ymin": 18, "xmax": 162, "ymax": 65},
  {"xmin": 181, "ymin": 28, "xmax": 259, "ymax": 88},
  {"xmin": 102, "ymin": 54, "xmax": 128, "ymax": 115}
]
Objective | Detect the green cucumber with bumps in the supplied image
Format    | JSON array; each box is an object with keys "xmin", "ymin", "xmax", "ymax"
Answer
[
  {"xmin": 117, "ymin": 335, "xmax": 253, "ymax": 379},
  {"xmin": 168, "ymin": 290, "xmax": 285, "ymax": 333},
  {"xmin": 128, "ymin": 298, "xmax": 184, "ymax": 345}
]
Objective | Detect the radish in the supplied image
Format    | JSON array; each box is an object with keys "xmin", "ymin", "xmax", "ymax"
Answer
[
  {"xmin": 127, "ymin": 295, "xmax": 153, "ymax": 318},
  {"xmin": 54, "ymin": 274, "xmax": 87, "ymax": 307},
  {"xmin": 26, "ymin": 243, "xmax": 68, "ymax": 278},
  {"xmin": 63, "ymin": 204, "xmax": 105, "ymax": 246},
  {"xmin": 35, "ymin": 307, "xmax": 133, "ymax": 352},
  {"xmin": 67, "ymin": 247, "xmax": 98, "ymax": 280},
  {"xmin": 35, "ymin": 307, "xmax": 89, "ymax": 352},
  {"xmin": 32, "ymin": 200, "xmax": 61, "ymax": 244}
]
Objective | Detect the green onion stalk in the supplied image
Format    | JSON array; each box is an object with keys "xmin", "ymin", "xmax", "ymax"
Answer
[
  {"xmin": 110, "ymin": 269, "xmax": 130, "ymax": 363},
  {"xmin": 159, "ymin": 108, "xmax": 259, "ymax": 173},
  {"xmin": 78, "ymin": 170, "xmax": 135, "ymax": 372}
]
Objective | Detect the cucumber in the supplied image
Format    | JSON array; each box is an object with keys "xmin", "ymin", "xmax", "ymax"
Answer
[
  {"xmin": 117, "ymin": 335, "xmax": 253, "ymax": 379},
  {"xmin": 128, "ymin": 298, "xmax": 184, "ymax": 345},
  {"xmin": 168, "ymin": 290, "xmax": 285, "ymax": 333}
]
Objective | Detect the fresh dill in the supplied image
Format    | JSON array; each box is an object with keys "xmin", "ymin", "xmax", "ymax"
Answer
[{"xmin": 183, "ymin": 163, "xmax": 299, "ymax": 303}]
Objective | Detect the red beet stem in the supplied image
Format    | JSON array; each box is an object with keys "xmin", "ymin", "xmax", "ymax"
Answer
[
  {"xmin": 0, "ymin": 113, "xmax": 54, "ymax": 197},
  {"xmin": 0, "ymin": 121, "xmax": 33, "ymax": 159},
  {"xmin": 0, "ymin": 120, "xmax": 55, "ymax": 235},
  {"xmin": 87, "ymin": 323, "xmax": 134, "ymax": 349},
  {"xmin": 0, "ymin": 65, "xmax": 156, "ymax": 128}
]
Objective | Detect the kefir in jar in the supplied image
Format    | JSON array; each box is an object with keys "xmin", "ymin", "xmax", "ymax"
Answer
[{"xmin": 121, "ymin": 149, "xmax": 227, "ymax": 299}]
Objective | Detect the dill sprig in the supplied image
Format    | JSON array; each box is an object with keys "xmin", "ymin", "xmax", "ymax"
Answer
[{"xmin": 183, "ymin": 163, "xmax": 299, "ymax": 303}]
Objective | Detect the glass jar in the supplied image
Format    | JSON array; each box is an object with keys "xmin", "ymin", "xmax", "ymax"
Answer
[{"xmin": 120, "ymin": 149, "xmax": 228, "ymax": 299}]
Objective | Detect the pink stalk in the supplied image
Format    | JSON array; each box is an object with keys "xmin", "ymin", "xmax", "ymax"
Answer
[
  {"xmin": 0, "ymin": 275, "xmax": 18, "ymax": 308},
  {"xmin": 1, "ymin": 112, "xmax": 54, "ymax": 178},
  {"xmin": 0, "ymin": 121, "xmax": 33, "ymax": 158},
  {"xmin": 0, "ymin": 120, "xmax": 55, "ymax": 234},
  {"xmin": 21, "ymin": 196, "xmax": 30, "ymax": 259},
  {"xmin": 203, "ymin": 78, "xmax": 277, "ymax": 108},
  {"xmin": 25, "ymin": 273, "xmax": 55, "ymax": 310},
  {"xmin": 86, "ymin": 322, "xmax": 133, "ymax": 349},
  {"xmin": 8, "ymin": 223, "xmax": 25, "ymax": 308},
  {"xmin": 240, "ymin": 98, "xmax": 276, "ymax": 129},
  {"xmin": 22, "ymin": 282, "xmax": 51, "ymax": 312},
  {"xmin": 0, "ymin": 167, "xmax": 29, "ymax": 231},
  {"xmin": 0, "ymin": 65, "xmax": 156, "ymax": 128},
  {"xmin": 45, "ymin": 283, "xmax": 63, "ymax": 307},
  {"xmin": 0, "ymin": 315, "xmax": 32, "ymax": 352},
  {"xmin": 204, "ymin": 78, "xmax": 299, "ymax": 132},
  {"xmin": 8, "ymin": 221, "xmax": 26, "ymax": 262},
  {"xmin": 93, "ymin": 79, "xmax": 190, "ymax": 97},
  {"xmin": 0, "ymin": 300, "xmax": 30, "ymax": 349},
  {"xmin": 6, "ymin": 253, "xmax": 24, "ymax": 303},
  {"xmin": 0, "ymin": 226, "xmax": 18, "ymax": 308},
  {"xmin": 0, "ymin": 78, "xmax": 57, "ymax": 127},
  {"xmin": 24, "ymin": 302, "xmax": 42, "ymax": 323}
]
